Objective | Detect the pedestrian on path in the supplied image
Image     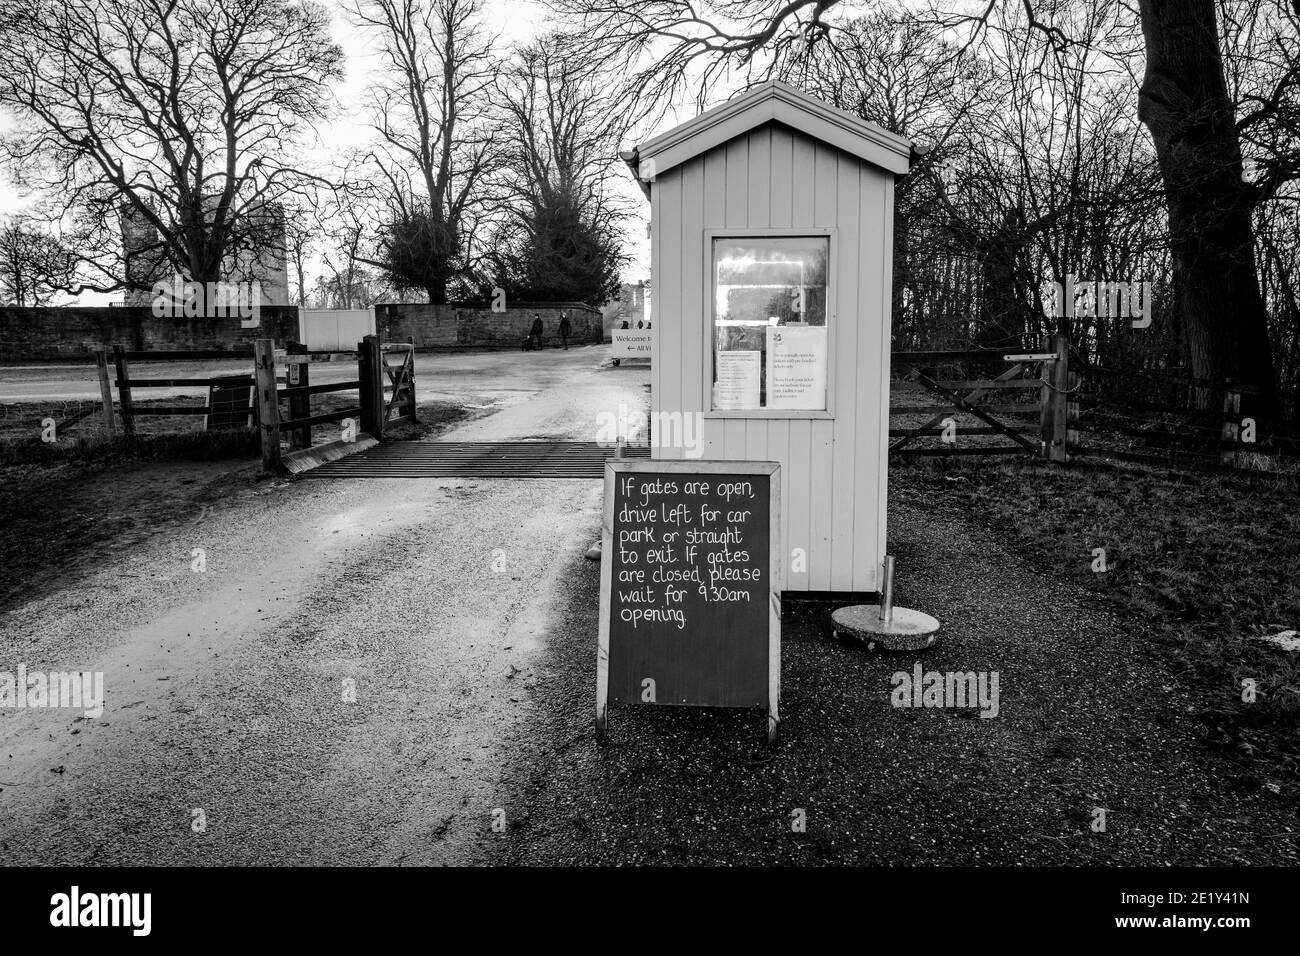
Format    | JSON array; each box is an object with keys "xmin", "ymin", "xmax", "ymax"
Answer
[
  {"xmin": 529, "ymin": 314, "xmax": 544, "ymax": 351},
  {"xmin": 613, "ymin": 319, "xmax": 629, "ymax": 366},
  {"xmin": 559, "ymin": 312, "xmax": 572, "ymax": 350}
]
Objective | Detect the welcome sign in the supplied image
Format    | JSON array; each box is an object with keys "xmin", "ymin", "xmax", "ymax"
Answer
[{"xmin": 611, "ymin": 329, "xmax": 653, "ymax": 358}]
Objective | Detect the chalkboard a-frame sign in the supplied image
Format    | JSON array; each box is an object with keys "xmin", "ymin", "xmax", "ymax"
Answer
[{"xmin": 596, "ymin": 460, "xmax": 782, "ymax": 745}]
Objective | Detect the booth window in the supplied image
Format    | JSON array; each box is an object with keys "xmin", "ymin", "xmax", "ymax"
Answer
[{"xmin": 711, "ymin": 236, "xmax": 829, "ymax": 412}]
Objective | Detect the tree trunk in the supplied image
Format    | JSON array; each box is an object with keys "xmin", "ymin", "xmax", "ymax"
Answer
[
  {"xmin": 975, "ymin": 215, "xmax": 1036, "ymax": 354},
  {"xmin": 1137, "ymin": 0, "xmax": 1278, "ymax": 417},
  {"xmin": 426, "ymin": 257, "xmax": 449, "ymax": 305}
]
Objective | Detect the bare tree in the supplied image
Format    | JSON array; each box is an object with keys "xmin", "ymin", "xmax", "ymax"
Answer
[
  {"xmin": 0, "ymin": 0, "xmax": 343, "ymax": 296},
  {"xmin": 347, "ymin": 0, "xmax": 502, "ymax": 302},
  {"xmin": 316, "ymin": 186, "xmax": 377, "ymax": 311},
  {"xmin": 1135, "ymin": 0, "xmax": 1283, "ymax": 411},
  {"xmin": 554, "ymin": 0, "xmax": 1299, "ymax": 412},
  {"xmin": 0, "ymin": 219, "xmax": 77, "ymax": 306},
  {"xmin": 311, "ymin": 266, "xmax": 390, "ymax": 310},
  {"xmin": 771, "ymin": 11, "xmax": 1000, "ymax": 348},
  {"xmin": 1220, "ymin": 0, "xmax": 1300, "ymax": 405},
  {"xmin": 282, "ymin": 201, "xmax": 318, "ymax": 308},
  {"xmin": 550, "ymin": 0, "xmax": 851, "ymax": 119},
  {"xmin": 492, "ymin": 35, "xmax": 629, "ymax": 303}
]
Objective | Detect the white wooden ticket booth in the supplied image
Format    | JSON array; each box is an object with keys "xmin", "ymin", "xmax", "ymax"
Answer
[{"xmin": 625, "ymin": 81, "xmax": 911, "ymax": 596}]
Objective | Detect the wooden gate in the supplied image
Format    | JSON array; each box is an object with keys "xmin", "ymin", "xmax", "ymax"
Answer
[
  {"xmin": 253, "ymin": 335, "xmax": 418, "ymax": 471},
  {"xmin": 889, "ymin": 339, "xmax": 1068, "ymax": 459},
  {"xmin": 357, "ymin": 336, "xmax": 417, "ymax": 437},
  {"xmin": 381, "ymin": 342, "xmax": 417, "ymax": 426}
]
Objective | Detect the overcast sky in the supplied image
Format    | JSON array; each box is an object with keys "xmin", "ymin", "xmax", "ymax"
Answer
[{"xmin": 0, "ymin": 0, "xmax": 653, "ymax": 304}]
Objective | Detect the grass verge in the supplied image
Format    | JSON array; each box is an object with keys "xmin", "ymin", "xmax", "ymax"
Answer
[{"xmin": 890, "ymin": 456, "xmax": 1300, "ymax": 770}]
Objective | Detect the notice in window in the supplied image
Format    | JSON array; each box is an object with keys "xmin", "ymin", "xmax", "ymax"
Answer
[
  {"xmin": 714, "ymin": 350, "xmax": 761, "ymax": 409},
  {"xmin": 765, "ymin": 326, "xmax": 827, "ymax": 409}
]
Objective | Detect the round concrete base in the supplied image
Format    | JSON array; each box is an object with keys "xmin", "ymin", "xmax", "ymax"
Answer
[{"xmin": 831, "ymin": 605, "xmax": 941, "ymax": 652}]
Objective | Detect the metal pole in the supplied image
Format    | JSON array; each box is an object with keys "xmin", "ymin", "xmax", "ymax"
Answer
[{"xmin": 879, "ymin": 555, "xmax": 895, "ymax": 624}]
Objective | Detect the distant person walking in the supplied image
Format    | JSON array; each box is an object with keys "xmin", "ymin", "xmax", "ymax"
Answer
[
  {"xmin": 529, "ymin": 314, "xmax": 544, "ymax": 351},
  {"xmin": 559, "ymin": 312, "xmax": 572, "ymax": 350},
  {"xmin": 613, "ymin": 319, "xmax": 630, "ymax": 366}
]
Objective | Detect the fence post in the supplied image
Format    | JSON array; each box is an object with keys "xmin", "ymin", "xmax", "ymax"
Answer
[
  {"xmin": 1048, "ymin": 333, "xmax": 1070, "ymax": 463},
  {"xmin": 1220, "ymin": 384, "xmax": 1242, "ymax": 468},
  {"xmin": 287, "ymin": 341, "xmax": 311, "ymax": 449},
  {"xmin": 1066, "ymin": 370, "xmax": 1080, "ymax": 459},
  {"xmin": 1039, "ymin": 335, "xmax": 1052, "ymax": 458},
  {"xmin": 406, "ymin": 338, "xmax": 418, "ymax": 424},
  {"xmin": 112, "ymin": 345, "xmax": 135, "ymax": 439},
  {"xmin": 254, "ymin": 338, "xmax": 281, "ymax": 471},
  {"xmin": 96, "ymin": 350, "xmax": 117, "ymax": 437},
  {"xmin": 359, "ymin": 334, "xmax": 384, "ymax": 439}
]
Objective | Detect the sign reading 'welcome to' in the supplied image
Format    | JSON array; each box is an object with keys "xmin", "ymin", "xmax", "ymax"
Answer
[
  {"xmin": 597, "ymin": 460, "xmax": 781, "ymax": 744},
  {"xmin": 611, "ymin": 329, "xmax": 653, "ymax": 358}
]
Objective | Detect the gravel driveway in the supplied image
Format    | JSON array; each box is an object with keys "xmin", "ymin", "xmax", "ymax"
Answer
[
  {"xmin": 0, "ymin": 345, "xmax": 646, "ymax": 865},
  {"xmin": 497, "ymin": 477, "xmax": 1300, "ymax": 865},
  {"xmin": 7, "ymin": 343, "xmax": 1291, "ymax": 866}
]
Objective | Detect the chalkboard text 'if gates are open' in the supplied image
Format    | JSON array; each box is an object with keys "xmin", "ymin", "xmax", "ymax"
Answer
[{"xmin": 600, "ymin": 463, "xmax": 779, "ymax": 716}]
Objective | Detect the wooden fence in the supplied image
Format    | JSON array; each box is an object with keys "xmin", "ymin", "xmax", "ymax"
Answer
[
  {"xmin": 890, "ymin": 336, "xmax": 1299, "ymax": 472},
  {"xmin": 1070, "ymin": 363, "xmax": 1300, "ymax": 469},
  {"xmin": 107, "ymin": 346, "xmax": 256, "ymax": 438},
  {"xmin": 99, "ymin": 335, "xmax": 416, "ymax": 470},
  {"xmin": 87, "ymin": 335, "xmax": 1297, "ymax": 475}
]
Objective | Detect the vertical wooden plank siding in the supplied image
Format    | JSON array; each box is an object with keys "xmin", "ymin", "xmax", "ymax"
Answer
[
  {"xmin": 669, "ymin": 157, "xmax": 704, "ymax": 461},
  {"xmin": 807, "ymin": 141, "xmax": 838, "ymax": 590},
  {"xmin": 787, "ymin": 131, "xmax": 817, "ymax": 591},
  {"xmin": 828, "ymin": 155, "xmax": 861, "ymax": 592},
  {"xmin": 744, "ymin": 127, "xmax": 772, "ymax": 466},
  {"xmin": 650, "ymin": 161, "xmax": 663, "ymax": 456},
  {"xmin": 701, "ymin": 148, "xmax": 728, "ymax": 460},
  {"xmin": 855, "ymin": 166, "xmax": 888, "ymax": 592},
  {"xmin": 873, "ymin": 173, "xmax": 895, "ymax": 588},
  {"xmin": 651, "ymin": 122, "xmax": 893, "ymax": 593},
  {"xmin": 768, "ymin": 127, "xmax": 794, "ymax": 590},
  {"xmin": 655, "ymin": 165, "xmax": 683, "ymax": 458},
  {"xmin": 722, "ymin": 136, "xmax": 750, "ymax": 462}
]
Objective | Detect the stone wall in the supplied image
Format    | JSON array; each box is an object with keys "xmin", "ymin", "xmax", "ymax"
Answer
[
  {"xmin": 375, "ymin": 301, "xmax": 603, "ymax": 349},
  {"xmin": 0, "ymin": 305, "xmax": 300, "ymax": 361}
]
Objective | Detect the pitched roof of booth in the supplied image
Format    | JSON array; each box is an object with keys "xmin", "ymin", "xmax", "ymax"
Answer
[{"xmin": 629, "ymin": 81, "xmax": 912, "ymax": 182}]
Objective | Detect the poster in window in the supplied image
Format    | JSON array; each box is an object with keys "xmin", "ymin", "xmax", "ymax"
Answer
[
  {"xmin": 765, "ymin": 326, "xmax": 827, "ymax": 409},
  {"xmin": 714, "ymin": 350, "xmax": 761, "ymax": 409}
]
